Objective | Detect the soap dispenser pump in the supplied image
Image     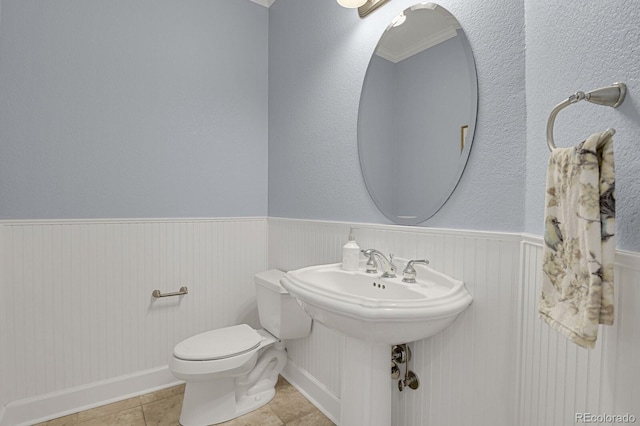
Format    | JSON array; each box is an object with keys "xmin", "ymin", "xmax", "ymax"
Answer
[{"xmin": 342, "ymin": 227, "xmax": 360, "ymax": 271}]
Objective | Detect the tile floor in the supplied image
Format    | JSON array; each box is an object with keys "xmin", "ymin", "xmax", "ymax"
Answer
[{"xmin": 34, "ymin": 376, "xmax": 335, "ymax": 426}]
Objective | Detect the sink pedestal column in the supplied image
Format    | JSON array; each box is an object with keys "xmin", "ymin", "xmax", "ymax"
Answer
[{"xmin": 340, "ymin": 337, "xmax": 392, "ymax": 426}]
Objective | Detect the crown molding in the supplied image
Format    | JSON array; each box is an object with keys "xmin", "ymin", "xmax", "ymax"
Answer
[{"xmin": 375, "ymin": 27, "xmax": 458, "ymax": 63}]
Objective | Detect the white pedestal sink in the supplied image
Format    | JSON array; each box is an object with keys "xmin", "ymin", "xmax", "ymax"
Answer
[
  {"xmin": 341, "ymin": 338, "xmax": 392, "ymax": 425},
  {"xmin": 281, "ymin": 259, "xmax": 472, "ymax": 426}
]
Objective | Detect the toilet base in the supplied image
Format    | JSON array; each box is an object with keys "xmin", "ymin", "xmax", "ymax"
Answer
[
  {"xmin": 234, "ymin": 387, "xmax": 276, "ymax": 419},
  {"xmin": 176, "ymin": 338, "xmax": 287, "ymax": 426},
  {"xmin": 178, "ymin": 378, "xmax": 275, "ymax": 426}
]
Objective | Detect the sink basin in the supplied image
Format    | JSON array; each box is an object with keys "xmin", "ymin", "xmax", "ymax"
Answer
[{"xmin": 280, "ymin": 259, "xmax": 472, "ymax": 345}]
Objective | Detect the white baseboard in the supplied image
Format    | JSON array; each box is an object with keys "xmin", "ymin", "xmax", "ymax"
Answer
[
  {"xmin": 281, "ymin": 359, "xmax": 340, "ymax": 425},
  {"xmin": 0, "ymin": 366, "xmax": 181, "ymax": 426}
]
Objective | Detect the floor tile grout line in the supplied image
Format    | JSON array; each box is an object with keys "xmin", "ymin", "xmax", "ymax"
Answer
[{"xmin": 140, "ymin": 397, "xmax": 148, "ymax": 426}]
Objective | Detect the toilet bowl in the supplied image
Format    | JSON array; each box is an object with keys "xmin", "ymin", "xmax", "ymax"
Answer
[{"xmin": 169, "ymin": 270, "xmax": 312, "ymax": 426}]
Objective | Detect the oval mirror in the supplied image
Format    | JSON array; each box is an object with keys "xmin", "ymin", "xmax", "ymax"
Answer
[{"xmin": 358, "ymin": 3, "xmax": 478, "ymax": 225}]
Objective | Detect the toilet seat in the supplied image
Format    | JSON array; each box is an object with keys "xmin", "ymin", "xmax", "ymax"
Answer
[{"xmin": 174, "ymin": 324, "xmax": 262, "ymax": 361}]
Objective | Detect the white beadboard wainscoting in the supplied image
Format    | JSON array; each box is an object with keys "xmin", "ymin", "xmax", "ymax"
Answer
[
  {"xmin": 1, "ymin": 217, "xmax": 639, "ymax": 426},
  {"xmin": 268, "ymin": 218, "xmax": 523, "ymax": 426},
  {"xmin": 0, "ymin": 218, "xmax": 268, "ymax": 426},
  {"xmin": 517, "ymin": 236, "xmax": 640, "ymax": 426}
]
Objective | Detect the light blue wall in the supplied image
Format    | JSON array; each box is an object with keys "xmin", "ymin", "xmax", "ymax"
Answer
[
  {"xmin": 4, "ymin": 0, "xmax": 638, "ymax": 249},
  {"xmin": 268, "ymin": 0, "xmax": 526, "ymax": 231},
  {"xmin": 524, "ymin": 1, "xmax": 640, "ymax": 251},
  {"xmin": 0, "ymin": 0, "xmax": 268, "ymax": 219}
]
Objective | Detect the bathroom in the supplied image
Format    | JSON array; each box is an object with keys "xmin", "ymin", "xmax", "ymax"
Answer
[{"xmin": 0, "ymin": 0, "xmax": 639, "ymax": 425}]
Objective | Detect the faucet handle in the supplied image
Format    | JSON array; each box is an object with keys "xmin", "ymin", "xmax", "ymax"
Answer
[
  {"xmin": 388, "ymin": 254, "xmax": 397, "ymax": 273},
  {"xmin": 402, "ymin": 259, "xmax": 430, "ymax": 283},
  {"xmin": 361, "ymin": 249, "xmax": 378, "ymax": 274}
]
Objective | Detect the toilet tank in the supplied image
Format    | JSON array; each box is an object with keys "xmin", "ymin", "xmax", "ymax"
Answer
[{"xmin": 254, "ymin": 270, "xmax": 312, "ymax": 339}]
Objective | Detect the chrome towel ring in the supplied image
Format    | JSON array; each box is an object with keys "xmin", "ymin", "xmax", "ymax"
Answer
[{"xmin": 546, "ymin": 82, "xmax": 627, "ymax": 151}]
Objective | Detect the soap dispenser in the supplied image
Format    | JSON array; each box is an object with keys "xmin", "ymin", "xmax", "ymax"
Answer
[{"xmin": 342, "ymin": 227, "xmax": 360, "ymax": 271}]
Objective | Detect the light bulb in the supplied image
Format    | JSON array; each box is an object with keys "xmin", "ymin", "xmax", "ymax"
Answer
[{"xmin": 337, "ymin": 0, "xmax": 367, "ymax": 9}]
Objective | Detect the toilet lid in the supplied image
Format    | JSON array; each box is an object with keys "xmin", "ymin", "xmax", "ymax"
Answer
[{"xmin": 173, "ymin": 324, "xmax": 262, "ymax": 361}]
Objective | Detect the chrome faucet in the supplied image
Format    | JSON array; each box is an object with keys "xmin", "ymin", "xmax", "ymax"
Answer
[
  {"xmin": 361, "ymin": 249, "xmax": 397, "ymax": 278},
  {"xmin": 402, "ymin": 259, "xmax": 430, "ymax": 283}
]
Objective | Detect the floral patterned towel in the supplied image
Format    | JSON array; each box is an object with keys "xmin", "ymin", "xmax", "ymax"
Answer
[{"xmin": 539, "ymin": 132, "xmax": 615, "ymax": 349}]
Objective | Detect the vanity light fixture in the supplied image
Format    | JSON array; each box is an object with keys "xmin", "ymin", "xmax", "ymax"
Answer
[
  {"xmin": 337, "ymin": 0, "xmax": 367, "ymax": 8},
  {"xmin": 338, "ymin": 0, "xmax": 391, "ymax": 18}
]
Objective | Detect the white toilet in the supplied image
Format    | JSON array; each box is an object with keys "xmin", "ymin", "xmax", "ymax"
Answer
[{"xmin": 169, "ymin": 269, "xmax": 312, "ymax": 426}]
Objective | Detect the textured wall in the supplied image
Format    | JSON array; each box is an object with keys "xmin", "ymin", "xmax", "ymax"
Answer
[
  {"xmin": 524, "ymin": 1, "xmax": 640, "ymax": 250},
  {"xmin": 268, "ymin": 0, "xmax": 526, "ymax": 231},
  {"xmin": 0, "ymin": 0, "xmax": 268, "ymax": 219}
]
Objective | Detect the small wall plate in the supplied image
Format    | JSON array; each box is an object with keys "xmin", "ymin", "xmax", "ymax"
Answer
[{"xmin": 405, "ymin": 370, "xmax": 420, "ymax": 390}]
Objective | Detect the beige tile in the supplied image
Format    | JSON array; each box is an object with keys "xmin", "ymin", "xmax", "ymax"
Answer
[
  {"xmin": 285, "ymin": 407, "xmax": 336, "ymax": 426},
  {"xmin": 220, "ymin": 405, "xmax": 284, "ymax": 426},
  {"xmin": 274, "ymin": 376, "xmax": 295, "ymax": 393},
  {"xmin": 76, "ymin": 396, "xmax": 140, "ymax": 423},
  {"xmin": 268, "ymin": 381, "xmax": 317, "ymax": 424},
  {"xmin": 218, "ymin": 415, "xmax": 245, "ymax": 426},
  {"xmin": 275, "ymin": 375, "xmax": 290, "ymax": 389},
  {"xmin": 141, "ymin": 393, "xmax": 183, "ymax": 426},
  {"xmin": 139, "ymin": 384, "xmax": 185, "ymax": 405},
  {"xmin": 44, "ymin": 374, "xmax": 323, "ymax": 426},
  {"xmin": 78, "ymin": 406, "xmax": 145, "ymax": 426},
  {"xmin": 46, "ymin": 413, "xmax": 79, "ymax": 426}
]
